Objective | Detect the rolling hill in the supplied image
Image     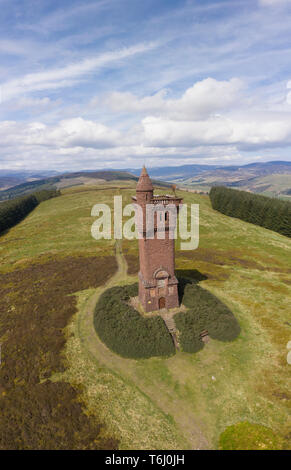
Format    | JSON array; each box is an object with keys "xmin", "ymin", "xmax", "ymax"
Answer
[
  {"xmin": 127, "ymin": 161, "xmax": 291, "ymax": 199},
  {"xmin": 0, "ymin": 170, "xmax": 171, "ymax": 202},
  {"xmin": 0, "ymin": 179, "xmax": 290, "ymax": 449},
  {"xmin": 1, "ymin": 161, "xmax": 290, "ymax": 201},
  {"xmin": 0, "ymin": 170, "xmax": 60, "ymax": 191}
]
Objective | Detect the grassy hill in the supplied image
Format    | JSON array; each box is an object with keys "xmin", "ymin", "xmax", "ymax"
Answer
[
  {"xmin": 0, "ymin": 180, "xmax": 290, "ymax": 449},
  {"xmin": 0, "ymin": 170, "xmax": 137, "ymax": 201},
  {"xmin": 159, "ymin": 162, "xmax": 291, "ymax": 199},
  {"xmin": 120, "ymin": 162, "xmax": 291, "ymax": 199},
  {"xmin": 0, "ymin": 170, "xmax": 171, "ymax": 202}
]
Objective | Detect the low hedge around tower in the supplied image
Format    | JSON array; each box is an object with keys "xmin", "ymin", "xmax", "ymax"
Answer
[
  {"xmin": 174, "ymin": 282, "xmax": 240, "ymax": 353},
  {"xmin": 94, "ymin": 283, "xmax": 175, "ymax": 359}
]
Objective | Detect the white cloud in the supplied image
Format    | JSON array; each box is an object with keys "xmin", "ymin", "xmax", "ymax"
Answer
[
  {"xmin": 287, "ymin": 80, "xmax": 291, "ymax": 104},
  {"xmin": 142, "ymin": 113, "xmax": 291, "ymax": 149},
  {"xmin": 1, "ymin": 77, "xmax": 291, "ymax": 170},
  {"xmin": 0, "ymin": 117, "xmax": 120, "ymax": 150},
  {"xmin": 0, "ymin": 42, "xmax": 157, "ymax": 102},
  {"xmin": 29, "ymin": 118, "xmax": 121, "ymax": 149},
  {"xmin": 105, "ymin": 78, "xmax": 243, "ymax": 120},
  {"xmin": 3, "ymin": 96, "xmax": 59, "ymax": 113},
  {"xmin": 259, "ymin": 0, "xmax": 291, "ymax": 5},
  {"xmin": 103, "ymin": 89, "xmax": 167, "ymax": 114}
]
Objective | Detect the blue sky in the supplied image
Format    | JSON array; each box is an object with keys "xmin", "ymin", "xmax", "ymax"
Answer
[{"xmin": 1, "ymin": 0, "xmax": 291, "ymax": 170}]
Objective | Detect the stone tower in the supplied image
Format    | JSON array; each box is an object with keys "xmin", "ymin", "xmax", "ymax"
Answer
[{"xmin": 132, "ymin": 166, "xmax": 183, "ymax": 312}]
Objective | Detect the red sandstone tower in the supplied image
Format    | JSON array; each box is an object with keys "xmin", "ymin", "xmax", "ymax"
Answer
[{"xmin": 132, "ymin": 166, "xmax": 183, "ymax": 312}]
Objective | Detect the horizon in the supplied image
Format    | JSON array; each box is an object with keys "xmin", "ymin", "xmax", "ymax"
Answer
[
  {"xmin": 1, "ymin": 0, "xmax": 291, "ymax": 171},
  {"xmin": 1, "ymin": 159, "xmax": 291, "ymax": 177}
]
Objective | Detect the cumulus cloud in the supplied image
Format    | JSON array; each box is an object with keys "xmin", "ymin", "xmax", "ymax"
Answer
[
  {"xmin": 0, "ymin": 118, "xmax": 120, "ymax": 150},
  {"xmin": 105, "ymin": 78, "xmax": 243, "ymax": 120},
  {"xmin": 142, "ymin": 113, "xmax": 291, "ymax": 150},
  {"xmin": 1, "ymin": 77, "xmax": 291, "ymax": 170}
]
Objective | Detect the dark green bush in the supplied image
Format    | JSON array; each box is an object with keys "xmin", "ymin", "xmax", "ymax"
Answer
[
  {"xmin": 209, "ymin": 186, "xmax": 291, "ymax": 238},
  {"xmin": 173, "ymin": 313, "xmax": 204, "ymax": 353},
  {"xmin": 175, "ymin": 283, "xmax": 240, "ymax": 353},
  {"xmin": 219, "ymin": 421, "xmax": 285, "ymax": 450},
  {"xmin": 94, "ymin": 284, "xmax": 175, "ymax": 359}
]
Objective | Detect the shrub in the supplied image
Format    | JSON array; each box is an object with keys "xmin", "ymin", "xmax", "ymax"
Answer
[
  {"xmin": 94, "ymin": 284, "xmax": 175, "ymax": 359},
  {"xmin": 174, "ymin": 282, "xmax": 240, "ymax": 353},
  {"xmin": 209, "ymin": 186, "xmax": 291, "ymax": 238},
  {"xmin": 173, "ymin": 312, "xmax": 204, "ymax": 353},
  {"xmin": 219, "ymin": 421, "xmax": 285, "ymax": 450}
]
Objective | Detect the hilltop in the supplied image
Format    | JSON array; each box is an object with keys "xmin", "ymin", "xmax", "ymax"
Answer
[{"xmin": 0, "ymin": 180, "xmax": 290, "ymax": 450}]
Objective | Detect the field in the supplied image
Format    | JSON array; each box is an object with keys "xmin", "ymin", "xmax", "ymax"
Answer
[{"xmin": 0, "ymin": 181, "xmax": 290, "ymax": 449}]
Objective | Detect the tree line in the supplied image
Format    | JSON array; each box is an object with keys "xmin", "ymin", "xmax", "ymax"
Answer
[
  {"xmin": 209, "ymin": 186, "xmax": 291, "ymax": 238},
  {"xmin": 0, "ymin": 178, "xmax": 59, "ymax": 201},
  {"xmin": 0, "ymin": 189, "xmax": 60, "ymax": 235}
]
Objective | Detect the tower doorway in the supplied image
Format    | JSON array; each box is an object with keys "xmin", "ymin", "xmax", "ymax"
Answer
[{"xmin": 159, "ymin": 297, "xmax": 166, "ymax": 309}]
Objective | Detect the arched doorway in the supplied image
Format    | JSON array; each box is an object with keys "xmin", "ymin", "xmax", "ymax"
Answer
[{"xmin": 159, "ymin": 297, "xmax": 166, "ymax": 309}]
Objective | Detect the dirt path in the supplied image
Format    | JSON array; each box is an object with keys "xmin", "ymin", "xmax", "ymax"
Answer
[{"xmin": 76, "ymin": 241, "xmax": 209, "ymax": 450}]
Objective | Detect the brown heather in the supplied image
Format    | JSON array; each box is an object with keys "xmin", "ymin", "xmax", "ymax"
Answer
[{"xmin": 0, "ymin": 256, "xmax": 118, "ymax": 450}]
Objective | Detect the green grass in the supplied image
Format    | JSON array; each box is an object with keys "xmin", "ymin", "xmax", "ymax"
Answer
[
  {"xmin": 0, "ymin": 185, "xmax": 118, "ymax": 271},
  {"xmin": 0, "ymin": 183, "xmax": 290, "ymax": 449}
]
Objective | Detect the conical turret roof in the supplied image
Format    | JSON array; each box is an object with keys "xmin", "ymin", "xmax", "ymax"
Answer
[{"xmin": 136, "ymin": 165, "xmax": 154, "ymax": 191}]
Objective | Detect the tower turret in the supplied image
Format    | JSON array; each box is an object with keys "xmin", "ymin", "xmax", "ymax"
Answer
[{"xmin": 136, "ymin": 165, "xmax": 153, "ymax": 204}]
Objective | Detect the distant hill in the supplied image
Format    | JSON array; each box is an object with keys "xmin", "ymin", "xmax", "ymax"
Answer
[
  {"xmin": 176, "ymin": 161, "xmax": 291, "ymax": 198},
  {"xmin": 0, "ymin": 170, "xmax": 170, "ymax": 201},
  {"xmin": 0, "ymin": 170, "xmax": 61, "ymax": 191},
  {"xmin": 124, "ymin": 161, "xmax": 291, "ymax": 181},
  {"xmin": 129, "ymin": 161, "xmax": 291, "ymax": 199},
  {"xmin": 124, "ymin": 164, "xmax": 221, "ymax": 180},
  {"xmin": 1, "ymin": 161, "xmax": 290, "ymax": 200},
  {"xmin": 0, "ymin": 177, "xmax": 25, "ymax": 191}
]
